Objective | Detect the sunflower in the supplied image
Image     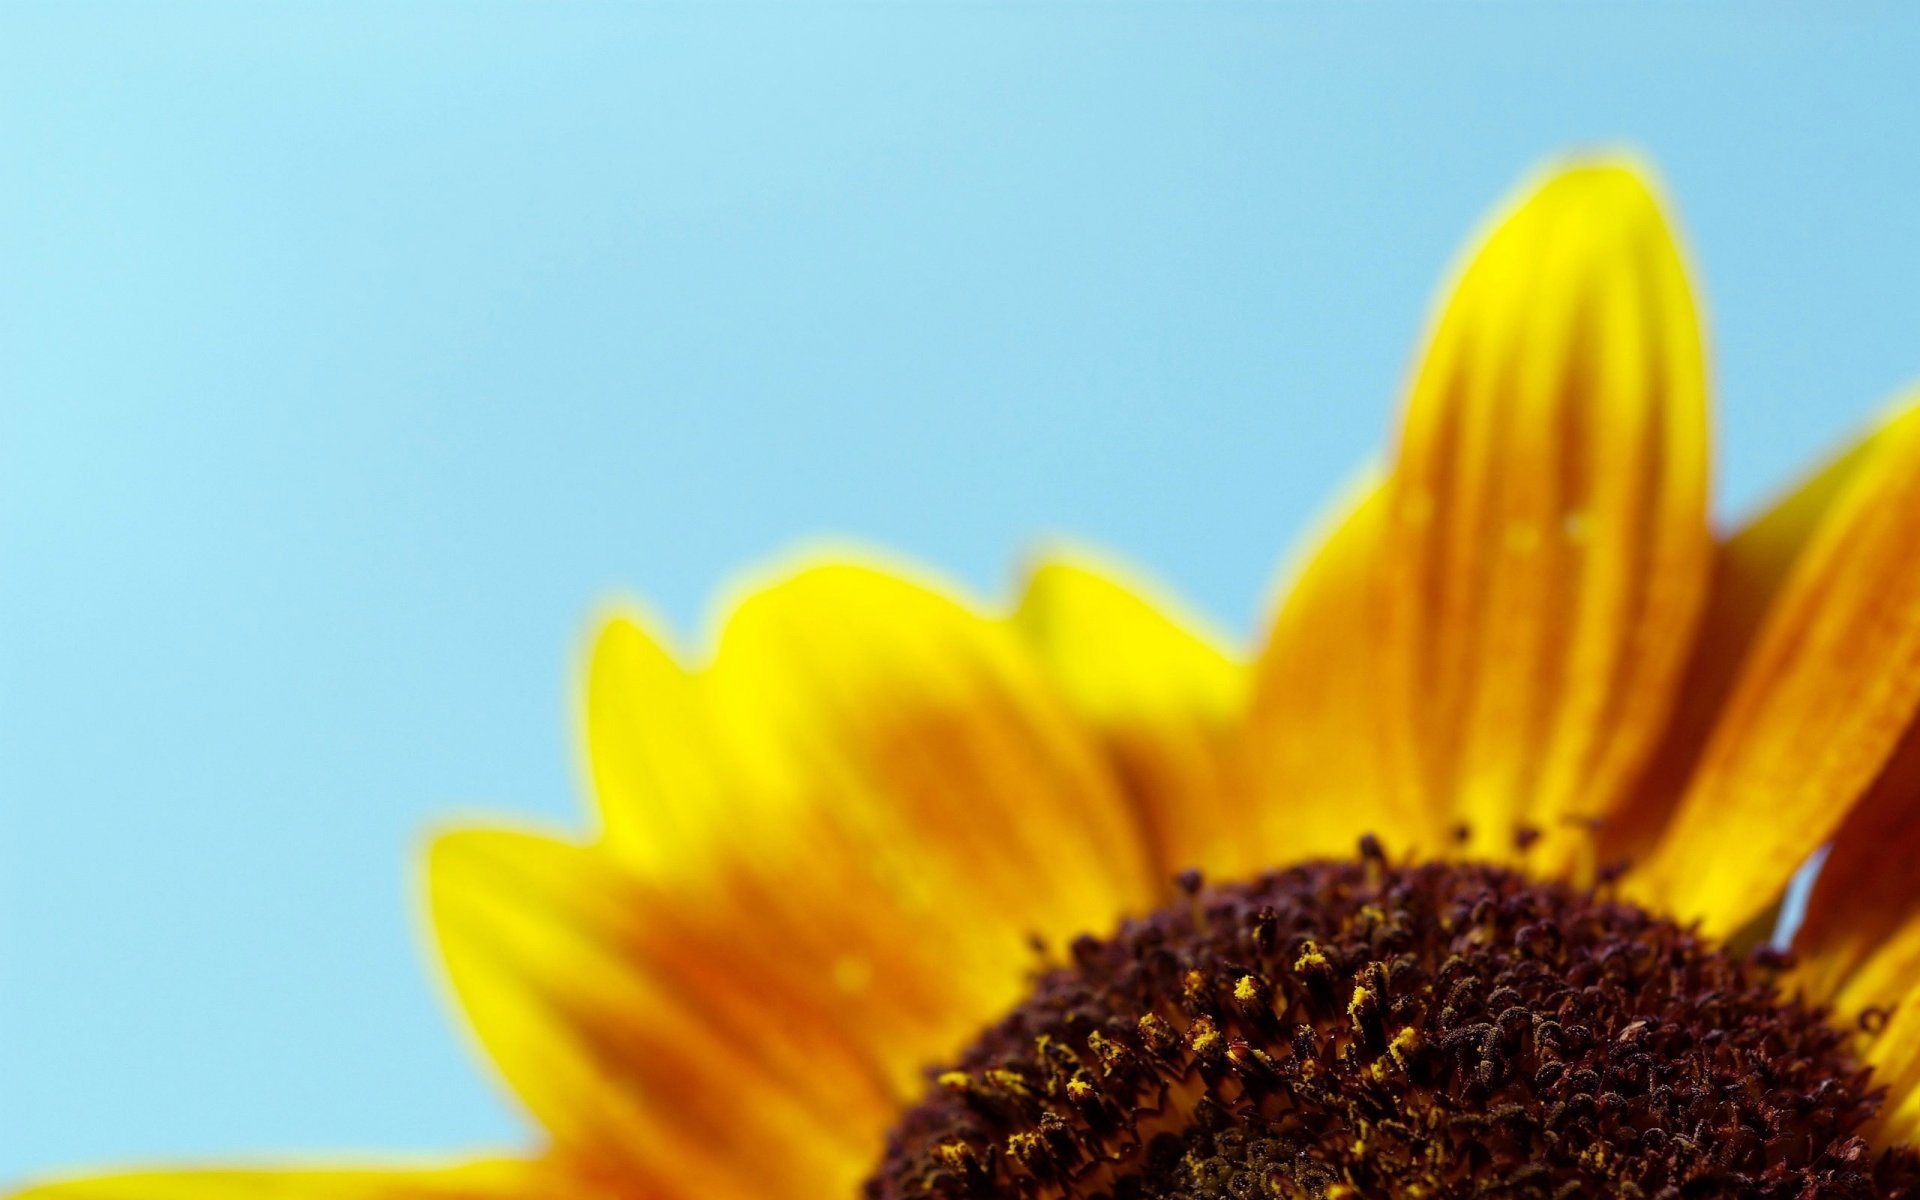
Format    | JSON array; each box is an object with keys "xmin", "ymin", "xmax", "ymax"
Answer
[{"xmin": 21, "ymin": 155, "xmax": 1920, "ymax": 1199}]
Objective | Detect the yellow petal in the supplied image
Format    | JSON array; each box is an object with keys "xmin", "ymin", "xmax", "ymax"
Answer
[
  {"xmin": 582, "ymin": 609, "xmax": 724, "ymax": 872},
  {"xmin": 1636, "ymin": 397, "xmax": 1920, "ymax": 934},
  {"xmin": 703, "ymin": 558, "xmax": 1155, "ymax": 919},
  {"xmin": 1623, "ymin": 404, "xmax": 1920, "ymax": 944},
  {"xmin": 429, "ymin": 830, "xmax": 893, "ymax": 1199},
  {"xmin": 1865, "ymin": 1000, "xmax": 1920, "ymax": 1145},
  {"xmin": 1377, "ymin": 157, "xmax": 1711, "ymax": 868},
  {"xmin": 1791, "ymin": 728, "xmax": 1920, "ymax": 1016},
  {"xmin": 583, "ymin": 624, "xmax": 1025, "ymax": 1070},
  {"xmin": 1011, "ymin": 548, "xmax": 1250, "ymax": 880},
  {"xmin": 588, "ymin": 557, "xmax": 1155, "ymax": 920},
  {"xmin": 1604, "ymin": 417, "xmax": 1888, "ymax": 865},
  {"xmin": 9, "ymin": 1161, "xmax": 557, "ymax": 1200},
  {"xmin": 1242, "ymin": 480, "xmax": 1440, "ymax": 859},
  {"xmin": 687, "ymin": 559, "xmax": 1160, "ymax": 1060},
  {"xmin": 550, "ymin": 556, "xmax": 1161, "ymax": 1185}
]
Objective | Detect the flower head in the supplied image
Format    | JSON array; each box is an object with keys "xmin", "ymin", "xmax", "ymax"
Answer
[{"xmin": 21, "ymin": 156, "xmax": 1920, "ymax": 1199}]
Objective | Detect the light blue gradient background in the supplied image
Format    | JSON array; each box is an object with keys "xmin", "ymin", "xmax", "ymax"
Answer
[{"xmin": 4, "ymin": 3, "xmax": 1917, "ymax": 1181}]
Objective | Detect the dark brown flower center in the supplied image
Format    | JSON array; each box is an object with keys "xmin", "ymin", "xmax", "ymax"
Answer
[{"xmin": 865, "ymin": 841, "xmax": 1917, "ymax": 1200}]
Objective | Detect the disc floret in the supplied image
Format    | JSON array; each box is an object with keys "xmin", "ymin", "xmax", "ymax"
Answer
[{"xmin": 869, "ymin": 845, "xmax": 1919, "ymax": 1199}]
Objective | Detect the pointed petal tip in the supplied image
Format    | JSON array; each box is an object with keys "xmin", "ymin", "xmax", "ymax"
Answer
[
  {"xmin": 587, "ymin": 606, "xmax": 664, "ymax": 658},
  {"xmin": 1521, "ymin": 152, "xmax": 1667, "ymax": 218},
  {"xmin": 584, "ymin": 609, "xmax": 680, "ymax": 704},
  {"xmin": 1017, "ymin": 543, "xmax": 1239, "ymax": 656},
  {"xmin": 423, "ymin": 826, "xmax": 566, "ymax": 927},
  {"xmin": 729, "ymin": 541, "xmax": 952, "ymax": 597},
  {"xmin": 1536, "ymin": 151, "xmax": 1658, "ymax": 191},
  {"xmin": 423, "ymin": 828, "xmax": 491, "ymax": 925},
  {"xmin": 705, "ymin": 545, "xmax": 985, "ymax": 651},
  {"xmin": 1017, "ymin": 543, "xmax": 1109, "ymax": 595},
  {"xmin": 1482, "ymin": 152, "xmax": 1684, "ymax": 274}
]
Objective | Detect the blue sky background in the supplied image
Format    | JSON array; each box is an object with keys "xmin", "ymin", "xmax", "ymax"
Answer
[{"xmin": 4, "ymin": 3, "xmax": 1918, "ymax": 1182}]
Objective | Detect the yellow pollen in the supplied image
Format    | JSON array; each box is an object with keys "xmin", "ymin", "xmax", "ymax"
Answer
[
  {"xmin": 1087, "ymin": 1029, "xmax": 1129, "ymax": 1075},
  {"xmin": 1388, "ymin": 1025, "xmax": 1420, "ymax": 1069},
  {"xmin": 984, "ymin": 1068, "xmax": 1029, "ymax": 1097},
  {"xmin": 1188, "ymin": 1015, "xmax": 1222, "ymax": 1056},
  {"xmin": 936, "ymin": 1070, "xmax": 971, "ymax": 1092},
  {"xmin": 1233, "ymin": 974, "xmax": 1260, "ymax": 1004},
  {"xmin": 934, "ymin": 1142, "xmax": 975, "ymax": 1170},
  {"xmin": 1294, "ymin": 941, "xmax": 1329, "ymax": 973},
  {"xmin": 1348, "ymin": 984, "xmax": 1373, "ymax": 1019},
  {"xmin": 1007, "ymin": 1131, "xmax": 1043, "ymax": 1164}
]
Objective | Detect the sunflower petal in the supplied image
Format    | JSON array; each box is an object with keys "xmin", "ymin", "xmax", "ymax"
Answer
[
  {"xmin": 582, "ymin": 600, "xmax": 1040, "ymax": 1057},
  {"xmin": 1603, "ymin": 419, "xmax": 1890, "ymax": 865},
  {"xmin": 704, "ymin": 559, "xmax": 1155, "ymax": 915},
  {"xmin": 1012, "ymin": 549, "xmax": 1250, "ymax": 880},
  {"xmin": 1865, "ymin": 1001, "xmax": 1920, "ymax": 1144},
  {"xmin": 1242, "ymin": 481, "xmax": 1438, "ymax": 859},
  {"xmin": 561, "ymin": 557, "xmax": 1160, "ymax": 1179},
  {"xmin": 429, "ymin": 830, "xmax": 893, "ymax": 1199},
  {"xmin": 1791, "ymin": 730, "xmax": 1920, "ymax": 1015},
  {"xmin": 1376, "ymin": 159, "xmax": 1711, "ymax": 868},
  {"xmin": 1637, "ymin": 399, "xmax": 1920, "ymax": 934},
  {"xmin": 583, "ymin": 611, "xmax": 724, "ymax": 873},
  {"xmin": 588, "ymin": 558, "xmax": 1155, "ymax": 913},
  {"xmin": 1798, "ymin": 913, "xmax": 1920, "ymax": 1143},
  {"xmin": 9, "ymin": 1161, "xmax": 556, "ymax": 1200}
]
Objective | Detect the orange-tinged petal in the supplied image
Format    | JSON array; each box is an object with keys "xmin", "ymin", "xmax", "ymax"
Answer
[
  {"xmin": 1637, "ymin": 398, "xmax": 1920, "ymax": 935},
  {"xmin": 704, "ymin": 559, "xmax": 1157, "ymax": 922},
  {"xmin": 1377, "ymin": 158, "xmax": 1710, "ymax": 869},
  {"xmin": 558, "ymin": 557, "xmax": 1163, "ymax": 1184},
  {"xmin": 1605, "ymin": 418, "xmax": 1888, "ymax": 865},
  {"xmin": 1242, "ymin": 481, "xmax": 1439, "ymax": 859},
  {"xmin": 1789, "ymin": 582, "xmax": 1920, "ymax": 1035},
  {"xmin": 1784, "ymin": 897, "xmax": 1920, "ymax": 1142},
  {"xmin": 1865, "ymin": 1001, "xmax": 1920, "ymax": 1144},
  {"xmin": 1012, "ymin": 549, "xmax": 1250, "ymax": 880},
  {"xmin": 587, "ymin": 557, "xmax": 1156, "ymax": 917},
  {"xmin": 429, "ymin": 830, "xmax": 893, "ymax": 1199},
  {"xmin": 1793, "ymin": 737, "xmax": 1920, "ymax": 1020},
  {"xmin": 9, "ymin": 1160, "xmax": 558, "ymax": 1200}
]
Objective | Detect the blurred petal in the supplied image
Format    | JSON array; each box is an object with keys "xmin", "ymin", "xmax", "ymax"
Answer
[
  {"xmin": 1605, "ymin": 420, "xmax": 1888, "ymax": 864},
  {"xmin": 1243, "ymin": 481, "xmax": 1437, "ymax": 859},
  {"xmin": 1867, "ymin": 1006, "xmax": 1920, "ymax": 1144},
  {"xmin": 565, "ymin": 556, "xmax": 1160, "ymax": 1178},
  {"xmin": 1636, "ymin": 398, "xmax": 1920, "ymax": 935},
  {"xmin": 1012, "ymin": 549, "xmax": 1250, "ymax": 880},
  {"xmin": 1792, "ymin": 724, "xmax": 1920, "ymax": 1014},
  {"xmin": 583, "ymin": 610, "xmax": 724, "ymax": 871},
  {"xmin": 430, "ymin": 830, "xmax": 893, "ymax": 1199},
  {"xmin": 1376, "ymin": 158, "xmax": 1710, "ymax": 868},
  {"xmin": 590, "ymin": 557, "xmax": 1157, "ymax": 928},
  {"xmin": 10, "ymin": 1161, "xmax": 559, "ymax": 1200}
]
